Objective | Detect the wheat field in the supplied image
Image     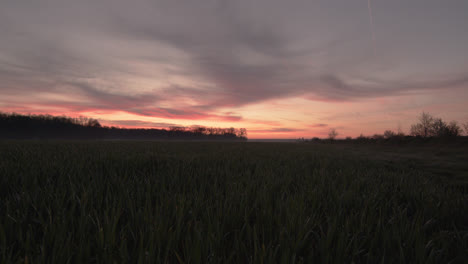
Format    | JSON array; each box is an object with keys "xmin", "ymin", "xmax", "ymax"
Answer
[{"xmin": 0, "ymin": 141, "xmax": 467, "ymax": 263}]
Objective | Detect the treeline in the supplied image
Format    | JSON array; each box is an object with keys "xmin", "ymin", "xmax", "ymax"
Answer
[
  {"xmin": 0, "ymin": 112, "xmax": 247, "ymax": 140},
  {"xmin": 409, "ymin": 112, "xmax": 464, "ymax": 138},
  {"xmin": 299, "ymin": 112, "xmax": 468, "ymax": 144}
]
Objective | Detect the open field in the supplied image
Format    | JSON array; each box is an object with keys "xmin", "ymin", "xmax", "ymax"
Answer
[{"xmin": 0, "ymin": 141, "xmax": 467, "ymax": 263}]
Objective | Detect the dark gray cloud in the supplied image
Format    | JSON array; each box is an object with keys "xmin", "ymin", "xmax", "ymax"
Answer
[{"xmin": 1, "ymin": 0, "xmax": 467, "ymax": 115}]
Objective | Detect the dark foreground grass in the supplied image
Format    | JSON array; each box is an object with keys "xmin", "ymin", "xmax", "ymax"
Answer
[{"xmin": 0, "ymin": 141, "xmax": 467, "ymax": 263}]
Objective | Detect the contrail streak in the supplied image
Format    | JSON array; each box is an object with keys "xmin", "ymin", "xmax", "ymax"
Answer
[{"xmin": 367, "ymin": 0, "xmax": 376, "ymax": 56}]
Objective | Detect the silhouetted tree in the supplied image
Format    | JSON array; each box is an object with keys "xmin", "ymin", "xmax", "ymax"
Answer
[
  {"xmin": 237, "ymin": 128, "xmax": 247, "ymax": 139},
  {"xmin": 384, "ymin": 130, "xmax": 396, "ymax": 139},
  {"xmin": 410, "ymin": 112, "xmax": 461, "ymax": 138},
  {"xmin": 87, "ymin": 119, "xmax": 101, "ymax": 127},
  {"xmin": 411, "ymin": 112, "xmax": 434, "ymax": 137},
  {"xmin": 328, "ymin": 128, "xmax": 338, "ymax": 140},
  {"xmin": 445, "ymin": 121, "xmax": 462, "ymax": 137},
  {"xmin": 207, "ymin": 127, "xmax": 215, "ymax": 136}
]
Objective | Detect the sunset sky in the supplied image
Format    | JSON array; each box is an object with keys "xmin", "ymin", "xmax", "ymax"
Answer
[{"xmin": 1, "ymin": 0, "xmax": 467, "ymax": 138}]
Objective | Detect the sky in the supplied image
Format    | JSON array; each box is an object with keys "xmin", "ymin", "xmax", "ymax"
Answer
[{"xmin": 1, "ymin": 0, "xmax": 467, "ymax": 138}]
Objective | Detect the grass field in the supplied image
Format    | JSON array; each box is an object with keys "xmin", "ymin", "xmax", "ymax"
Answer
[{"xmin": 0, "ymin": 141, "xmax": 467, "ymax": 263}]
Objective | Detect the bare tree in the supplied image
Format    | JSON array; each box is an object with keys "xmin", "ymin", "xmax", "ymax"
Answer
[
  {"xmin": 87, "ymin": 118, "xmax": 101, "ymax": 127},
  {"xmin": 384, "ymin": 130, "xmax": 396, "ymax": 139},
  {"xmin": 410, "ymin": 112, "xmax": 434, "ymax": 137},
  {"xmin": 237, "ymin": 128, "xmax": 247, "ymax": 138},
  {"xmin": 446, "ymin": 121, "xmax": 462, "ymax": 137},
  {"xmin": 432, "ymin": 118, "xmax": 447, "ymax": 136},
  {"xmin": 328, "ymin": 128, "xmax": 338, "ymax": 140},
  {"xmin": 464, "ymin": 122, "xmax": 468, "ymax": 136},
  {"xmin": 411, "ymin": 112, "xmax": 462, "ymax": 137},
  {"xmin": 397, "ymin": 122, "xmax": 405, "ymax": 136}
]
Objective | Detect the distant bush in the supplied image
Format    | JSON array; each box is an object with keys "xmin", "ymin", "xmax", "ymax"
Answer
[
  {"xmin": 356, "ymin": 134, "xmax": 369, "ymax": 141},
  {"xmin": 371, "ymin": 134, "xmax": 384, "ymax": 140}
]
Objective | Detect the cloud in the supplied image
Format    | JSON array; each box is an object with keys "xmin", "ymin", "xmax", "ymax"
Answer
[
  {"xmin": 1, "ymin": 0, "xmax": 467, "ymax": 119},
  {"xmin": 308, "ymin": 123, "xmax": 328, "ymax": 128},
  {"xmin": 132, "ymin": 107, "xmax": 242, "ymax": 121},
  {"xmin": 305, "ymin": 74, "xmax": 468, "ymax": 102},
  {"xmin": 249, "ymin": 128, "xmax": 305, "ymax": 133}
]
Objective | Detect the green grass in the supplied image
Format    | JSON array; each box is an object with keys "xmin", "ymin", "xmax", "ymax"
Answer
[{"xmin": 0, "ymin": 141, "xmax": 467, "ymax": 263}]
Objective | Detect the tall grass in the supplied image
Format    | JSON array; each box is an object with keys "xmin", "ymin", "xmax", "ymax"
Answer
[{"xmin": 0, "ymin": 141, "xmax": 466, "ymax": 263}]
